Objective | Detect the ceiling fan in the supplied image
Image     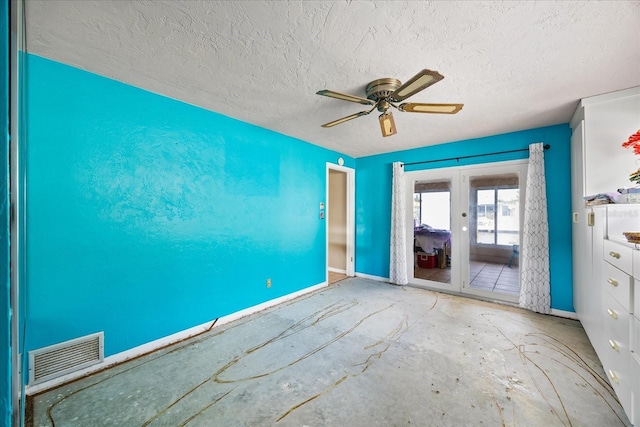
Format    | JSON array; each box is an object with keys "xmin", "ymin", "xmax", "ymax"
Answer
[{"xmin": 316, "ymin": 69, "xmax": 463, "ymax": 137}]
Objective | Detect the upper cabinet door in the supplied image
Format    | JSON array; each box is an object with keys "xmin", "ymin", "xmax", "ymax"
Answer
[{"xmin": 577, "ymin": 87, "xmax": 640, "ymax": 197}]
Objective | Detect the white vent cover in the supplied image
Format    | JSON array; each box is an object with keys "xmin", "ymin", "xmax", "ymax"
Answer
[{"xmin": 29, "ymin": 332, "xmax": 104, "ymax": 385}]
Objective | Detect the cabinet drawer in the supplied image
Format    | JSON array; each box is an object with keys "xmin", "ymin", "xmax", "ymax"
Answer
[
  {"xmin": 603, "ymin": 291, "xmax": 630, "ymax": 350},
  {"xmin": 601, "ymin": 294, "xmax": 632, "ymax": 419},
  {"xmin": 633, "ymin": 356, "xmax": 640, "ymax": 427},
  {"xmin": 602, "ymin": 344, "xmax": 632, "ymax": 419},
  {"xmin": 604, "ymin": 239, "xmax": 632, "ymax": 275},
  {"xmin": 634, "ymin": 249, "xmax": 640, "ymax": 280},
  {"xmin": 635, "ymin": 279, "xmax": 640, "ymax": 317},
  {"xmin": 634, "ymin": 316, "xmax": 640, "ymax": 355},
  {"xmin": 604, "ymin": 262, "xmax": 632, "ymax": 310}
]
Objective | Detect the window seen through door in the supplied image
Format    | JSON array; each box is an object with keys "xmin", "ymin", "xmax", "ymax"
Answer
[
  {"xmin": 413, "ymin": 191, "xmax": 451, "ymax": 230},
  {"xmin": 475, "ymin": 187, "xmax": 519, "ymax": 245}
]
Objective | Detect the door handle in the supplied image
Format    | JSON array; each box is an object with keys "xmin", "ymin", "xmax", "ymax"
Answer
[{"xmin": 461, "ymin": 212, "xmax": 467, "ymax": 217}]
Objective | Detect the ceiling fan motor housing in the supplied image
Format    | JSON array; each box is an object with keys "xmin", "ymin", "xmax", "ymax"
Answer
[{"xmin": 366, "ymin": 78, "xmax": 402, "ymax": 109}]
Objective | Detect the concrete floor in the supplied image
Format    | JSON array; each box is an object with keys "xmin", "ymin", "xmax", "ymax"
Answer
[{"xmin": 28, "ymin": 278, "xmax": 629, "ymax": 426}]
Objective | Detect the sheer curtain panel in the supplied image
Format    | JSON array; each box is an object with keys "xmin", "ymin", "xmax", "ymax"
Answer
[
  {"xmin": 389, "ymin": 162, "xmax": 408, "ymax": 285},
  {"xmin": 519, "ymin": 143, "xmax": 551, "ymax": 313}
]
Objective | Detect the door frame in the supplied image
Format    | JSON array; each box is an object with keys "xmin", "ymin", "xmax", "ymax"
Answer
[
  {"xmin": 459, "ymin": 161, "xmax": 528, "ymax": 303},
  {"xmin": 326, "ymin": 163, "xmax": 355, "ymax": 279},
  {"xmin": 405, "ymin": 159, "xmax": 528, "ymax": 303},
  {"xmin": 405, "ymin": 167, "xmax": 462, "ymax": 293},
  {"xmin": 10, "ymin": 0, "xmax": 25, "ymax": 424}
]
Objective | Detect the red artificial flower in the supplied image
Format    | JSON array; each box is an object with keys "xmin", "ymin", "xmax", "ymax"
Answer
[{"xmin": 622, "ymin": 129, "xmax": 640, "ymax": 154}]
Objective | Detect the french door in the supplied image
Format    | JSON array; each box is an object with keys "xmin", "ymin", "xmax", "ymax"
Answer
[{"xmin": 405, "ymin": 160, "xmax": 527, "ymax": 303}]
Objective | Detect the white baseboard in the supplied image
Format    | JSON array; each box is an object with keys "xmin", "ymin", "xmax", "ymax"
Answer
[
  {"xmin": 355, "ymin": 272, "xmax": 390, "ymax": 282},
  {"xmin": 25, "ymin": 280, "xmax": 328, "ymax": 396},
  {"xmin": 549, "ymin": 308, "xmax": 578, "ymax": 320},
  {"xmin": 328, "ymin": 267, "xmax": 347, "ymax": 274}
]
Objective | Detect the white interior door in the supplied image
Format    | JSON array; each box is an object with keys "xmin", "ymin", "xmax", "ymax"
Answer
[{"xmin": 405, "ymin": 160, "xmax": 527, "ymax": 303}]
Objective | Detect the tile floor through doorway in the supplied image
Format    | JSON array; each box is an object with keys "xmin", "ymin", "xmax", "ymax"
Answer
[
  {"xmin": 469, "ymin": 261, "xmax": 520, "ymax": 295},
  {"xmin": 414, "ymin": 261, "xmax": 519, "ymax": 296}
]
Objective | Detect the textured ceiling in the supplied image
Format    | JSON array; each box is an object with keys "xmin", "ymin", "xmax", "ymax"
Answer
[{"xmin": 26, "ymin": 1, "xmax": 640, "ymax": 157}]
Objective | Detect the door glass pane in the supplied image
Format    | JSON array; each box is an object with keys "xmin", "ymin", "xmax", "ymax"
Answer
[
  {"xmin": 476, "ymin": 189, "xmax": 495, "ymax": 244},
  {"xmin": 497, "ymin": 189, "xmax": 520, "ymax": 245},
  {"xmin": 413, "ymin": 180, "xmax": 451, "ymax": 285},
  {"xmin": 468, "ymin": 173, "xmax": 520, "ymax": 296}
]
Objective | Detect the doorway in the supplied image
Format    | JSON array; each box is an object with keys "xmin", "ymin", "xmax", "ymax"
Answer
[
  {"xmin": 326, "ymin": 163, "xmax": 355, "ymax": 284},
  {"xmin": 405, "ymin": 160, "xmax": 527, "ymax": 303}
]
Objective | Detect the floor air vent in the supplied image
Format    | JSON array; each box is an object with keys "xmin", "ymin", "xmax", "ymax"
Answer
[{"xmin": 29, "ymin": 332, "xmax": 104, "ymax": 385}]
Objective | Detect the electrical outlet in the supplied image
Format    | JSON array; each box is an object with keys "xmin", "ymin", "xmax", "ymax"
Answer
[{"xmin": 266, "ymin": 278, "xmax": 272, "ymax": 288}]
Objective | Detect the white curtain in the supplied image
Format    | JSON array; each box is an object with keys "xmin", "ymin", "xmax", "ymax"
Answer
[
  {"xmin": 389, "ymin": 162, "xmax": 408, "ymax": 285},
  {"xmin": 519, "ymin": 143, "xmax": 551, "ymax": 314}
]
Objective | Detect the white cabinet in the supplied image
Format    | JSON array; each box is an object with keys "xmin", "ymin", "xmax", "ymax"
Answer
[
  {"xmin": 577, "ymin": 206, "xmax": 639, "ymax": 424},
  {"xmin": 602, "ymin": 236, "xmax": 634, "ymax": 418},
  {"xmin": 570, "ymin": 86, "xmax": 640, "ymax": 198},
  {"xmin": 634, "ymin": 256, "xmax": 640, "ymax": 426},
  {"xmin": 633, "ymin": 304, "xmax": 640, "ymax": 426},
  {"xmin": 574, "ymin": 207, "xmax": 606, "ymax": 358},
  {"xmin": 571, "ymin": 87, "xmax": 640, "ymax": 425},
  {"xmin": 571, "ymin": 120, "xmax": 587, "ymax": 314}
]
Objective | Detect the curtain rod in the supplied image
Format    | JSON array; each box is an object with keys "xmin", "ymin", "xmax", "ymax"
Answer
[{"xmin": 402, "ymin": 144, "xmax": 551, "ymax": 167}]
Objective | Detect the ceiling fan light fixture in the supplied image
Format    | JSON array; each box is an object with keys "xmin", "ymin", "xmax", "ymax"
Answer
[{"xmin": 379, "ymin": 112, "xmax": 397, "ymax": 137}]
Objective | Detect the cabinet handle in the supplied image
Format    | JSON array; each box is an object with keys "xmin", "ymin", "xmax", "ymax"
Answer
[
  {"xmin": 607, "ymin": 278, "xmax": 618, "ymax": 287},
  {"xmin": 609, "ymin": 339, "xmax": 620, "ymax": 352},
  {"xmin": 608, "ymin": 369, "xmax": 619, "ymax": 384},
  {"xmin": 607, "ymin": 308, "xmax": 618, "ymax": 319},
  {"xmin": 609, "ymin": 251, "xmax": 621, "ymax": 259},
  {"xmin": 588, "ymin": 212, "xmax": 595, "ymax": 227},
  {"xmin": 573, "ymin": 212, "xmax": 579, "ymax": 223}
]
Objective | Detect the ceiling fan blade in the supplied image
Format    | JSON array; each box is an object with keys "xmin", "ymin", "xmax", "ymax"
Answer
[
  {"xmin": 399, "ymin": 103, "xmax": 463, "ymax": 114},
  {"xmin": 316, "ymin": 89, "xmax": 375, "ymax": 106},
  {"xmin": 388, "ymin": 69, "xmax": 444, "ymax": 102},
  {"xmin": 321, "ymin": 105, "xmax": 377, "ymax": 128}
]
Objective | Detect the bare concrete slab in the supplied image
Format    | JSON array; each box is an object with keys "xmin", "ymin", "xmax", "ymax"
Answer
[{"xmin": 28, "ymin": 278, "xmax": 629, "ymax": 426}]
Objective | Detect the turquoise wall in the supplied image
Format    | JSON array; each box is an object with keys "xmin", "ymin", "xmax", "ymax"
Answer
[
  {"xmin": 22, "ymin": 52, "xmax": 574, "ymax": 387},
  {"xmin": 355, "ymin": 124, "xmax": 574, "ymax": 311},
  {"xmin": 25, "ymin": 54, "xmax": 354, "ymax": 357},
  {"xmin": 1, "ymin": 1, "xmax": 11, "ymax": 424}
]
